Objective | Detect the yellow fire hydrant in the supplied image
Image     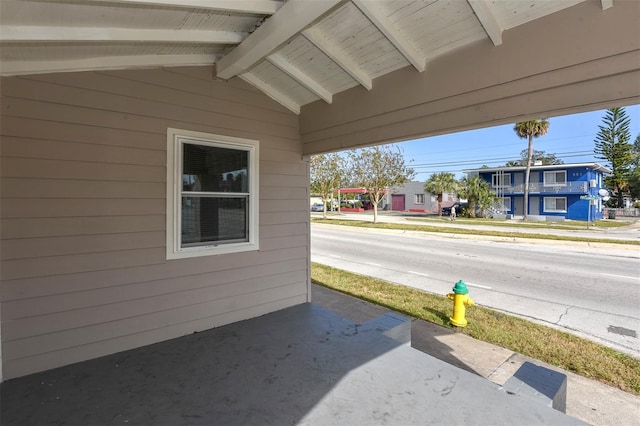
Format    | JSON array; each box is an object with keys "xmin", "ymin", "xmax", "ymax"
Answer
[{"xmin": 447, "ymin": 280, "xmax": 474, "ymax": 327}]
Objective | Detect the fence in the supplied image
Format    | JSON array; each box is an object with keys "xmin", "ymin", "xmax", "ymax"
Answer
[{"xmin": 603, "ymin": 208, "xmax": 640, "ymax": 217}]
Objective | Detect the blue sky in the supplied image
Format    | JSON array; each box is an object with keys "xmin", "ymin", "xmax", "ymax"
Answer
[{"xmin": 395, "ymin": 104, "xmax": 640, "ymax": 182}]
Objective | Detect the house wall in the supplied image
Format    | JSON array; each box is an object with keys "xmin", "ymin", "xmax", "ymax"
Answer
[
  {"xmin": 0, "ymin": 66, "xmax": 308, "ymax": 379},
  {"xmin": 389, "ymin": 181, "xmax": 434, "ymax": 212},
  {"xmin": 300, "ymin": 0, "xmax": 640, "ymax": 155}
]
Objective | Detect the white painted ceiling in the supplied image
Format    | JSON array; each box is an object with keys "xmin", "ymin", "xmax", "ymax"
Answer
[{"xmin": 0, "ymin": 0, "xmax": 613, "ymax": 114}]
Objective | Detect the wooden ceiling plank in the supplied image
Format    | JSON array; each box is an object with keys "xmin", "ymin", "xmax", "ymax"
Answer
[
  {"xmin": 467, "ymin": 0, "xmax": 503, "ymax": 46},
  {"xmin": 352, "ymin": 0, "xmax": 426, "ymax": 72},
  {"xmin": 0, "ymin": 54, "xmax": 216, "ymax": 76},
  {"xmin": 267, "ymin": 53, "xmax": 332, "ymax": 103},
  {"xmin": 76, "ymin": 0, "xmax": 283, "ymax": 15},
  {"xmin": 302, "ymin": 27, "xmax": 372, "ymax": 90},
  {"xmin": 0, "ymin": 26, "xmax": 245, "ymax": 44},
  {"xmin": 239, "ymin": 72, "xmax": 301, "ymax": 114},
  {"xmin": 216, "ymin": 0, "xmax": 345, "ymax": 80}
]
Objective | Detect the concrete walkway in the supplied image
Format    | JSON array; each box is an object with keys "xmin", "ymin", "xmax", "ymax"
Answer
[{"xmin": 313, "ymin": 284, "xmax": 640, "ymax": 426}]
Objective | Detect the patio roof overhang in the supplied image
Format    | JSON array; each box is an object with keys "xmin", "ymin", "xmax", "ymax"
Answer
[{"xmin": 1, "ymin": 0, "xmax": 638, "ymax": 155}]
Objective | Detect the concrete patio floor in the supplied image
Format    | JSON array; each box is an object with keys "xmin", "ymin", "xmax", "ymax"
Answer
[{"xmin": 1, "ymin": 292, "xmax": 586, "ymax": 425}]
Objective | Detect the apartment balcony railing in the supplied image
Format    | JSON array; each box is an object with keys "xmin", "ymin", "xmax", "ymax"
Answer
[{"xmin": 495, "ymin": 181, "xmax": 589, "ymax": 195}]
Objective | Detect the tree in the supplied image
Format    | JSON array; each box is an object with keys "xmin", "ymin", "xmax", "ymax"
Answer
[
  {"xmin": 348, "ymin": 145, "xmax": 415, "ymax": 223},
  {"xmin": 424, "ymin": 172, "xmax": 458, "ymax": 217},
  {"xmin": 514, "ymin": 119, "xmax": 550, "ymax": 219},
  {"xmin": 504, "ymin": 149, "xmax": 563, "ymax": 167},
  {"xmin": 594, "ymin": 107, "xmax": 633, "ymax": 207},
  {"xmin": 310, "ymin": 153, "xmax": 345, "ymax": 219},
  {"xmin": 458, "ymin": 175, "xmax": 494, "ymax": 218},
  {"xmin": 628, "ymin": 134, "xmax": 640, "ymax": 201}
]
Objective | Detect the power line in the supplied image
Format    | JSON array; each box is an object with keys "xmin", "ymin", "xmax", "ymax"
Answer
[{"xmin": 410, "ymin": 150, "xmax": 594, "ymax": 168}]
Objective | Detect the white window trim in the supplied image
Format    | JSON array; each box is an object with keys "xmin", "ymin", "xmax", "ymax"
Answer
[
  {"xmin": 492, "ymin": 173, "xmax": 511, "ymax": 188},
  {"xmin": 166, "ymin": 128, "xmax": 259, "ymax": 260},
  {"xmin": 543, "ymin": 170, "xmax": 567, "ymax": 187},
  {"xmin": 414, "ymin": 193, "xmax": 425, "ymax": 204},
  {"xmin": 497, "ymin": 197, "xmax": 511, "ymax": 211},
  {"xmin": 543, "ymin": 197, "xmax": 567, "ymax": 213}
]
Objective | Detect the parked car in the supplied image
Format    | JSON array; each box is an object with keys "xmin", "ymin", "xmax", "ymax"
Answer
[
  {"xmin": 311, "ymin": 202, "xmax": 325, "ymax": 212},
  {"xmin": 441, "ymin": 202, "xmax": 467, "ymax": 216}
]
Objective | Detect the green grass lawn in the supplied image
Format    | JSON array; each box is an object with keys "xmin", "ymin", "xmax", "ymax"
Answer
[
  {"xmin": 406, "ymin": 216, "xmax": 629, "ymax": 229},
  {"xmin": 311, "ymin": 218, "xmax": 640, "ymax": 245},
  {"xmin": 311, "ymin": 262, "xmax": 640, "ymax": 396}
]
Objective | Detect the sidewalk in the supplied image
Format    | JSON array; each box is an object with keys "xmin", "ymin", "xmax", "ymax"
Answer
[
  {"xmin": 312, "ymin": 284, "xmax": 640, "ymax": 426},
  {"xmin": 313, "ymin": 211, "xmax": 640, "ymax": 243}
]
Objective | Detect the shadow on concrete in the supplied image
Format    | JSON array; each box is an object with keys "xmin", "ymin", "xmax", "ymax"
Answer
[
  {"xmin": 1, "ymin": 304, "xmax": 407, "ymax": 425},
  {"xmin": 2, "ymin": 286, "xmax": 584, "ymax": 425}
]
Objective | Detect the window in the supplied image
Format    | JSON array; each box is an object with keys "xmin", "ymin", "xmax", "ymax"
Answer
[
  {"xmin": 492, "ymin": 173, "xmax": 511, "ymax": 188},
  {"xmin": 544, "ymin": 171, "xmax": 566, "ymax": 186},
  {"xmin": 543, "ymin": 197, "xmax": 567, "ymax": 213},
  {"xmin": 166, "ymin": 128, "xmax": 259, "ymax": 259},
  {"xmin": 496, "ymin": 197, "xmax": 511, "ymax": 212},
  {"xmin": 414, "ymin": 194, "xmax": 425, "ymax": 204}
]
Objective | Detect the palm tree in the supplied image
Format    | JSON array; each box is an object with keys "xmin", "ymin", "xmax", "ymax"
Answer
[
  {"xmin": 514, "ymin": 119, "xmax": 550, "ymax": 219},
  {"xmin": 424, "ymin": 172, "xmax": 457, "ymax": 216},
  {"xmin": 459, "ymin": 175, "xmax": 494, "ymax": 218}
]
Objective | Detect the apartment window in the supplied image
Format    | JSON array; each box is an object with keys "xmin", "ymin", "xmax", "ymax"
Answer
[
  {"xmin": 492, "ymin": 173, "xmax": 511, "ymax": 188},
  {"xmin": 414, "ymin": 194, "xmax": 425, "ymax": 204},
  {"xmin": 544, "ymin": 171, "xmax": 566, "ymax": 186},
  {"xmin": 543, "ymin": 197, "xmax": 567, "ymax": 213},
  {"xmin": 166, "ymin": 128, "xmax": 259, "ymax": 259},
  {"xmin": 496, "ymin": 197, "xmax": 511, "ymax": 211}
]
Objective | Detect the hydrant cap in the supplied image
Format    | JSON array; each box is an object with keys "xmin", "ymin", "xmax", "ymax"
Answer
[{"xmin": 452, "ymin": 280, "xmax": 469, "ymax": 295}]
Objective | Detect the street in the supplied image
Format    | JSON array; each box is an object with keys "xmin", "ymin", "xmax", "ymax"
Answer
[{"xmin": 311, "ymin": 224, "xmax": 640, "ymax": 357}]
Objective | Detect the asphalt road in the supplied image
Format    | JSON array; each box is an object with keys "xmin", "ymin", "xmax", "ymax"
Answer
[{"xmin": 311, "ymin": 224, "xmax": 640, "ymax": 357}]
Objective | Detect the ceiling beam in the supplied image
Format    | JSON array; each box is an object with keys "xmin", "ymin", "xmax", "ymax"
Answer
[
  {"xmin": 303, "ymin": 27, "xmax": 372, "ymax": 91},
  {"xmin": 216, "ymin": 0, "xmax": 345, "ymax": 80},
  {"xmin": 352, "ymin": 0, "xmax": 425, "ymax": 72},
  {"xmin": 0, "ymin": 54, "xmax": 215, "ymax": 76},
  {"xmin": 79, "ymin": 0, "xmax": 283, "ymax": 15},
  {"xmin": 0, "ymin": 26, "xmax": 245, "ymax": 44},
  {"xmin": 467, "ymin": 0, "xmax": 503, "ymax": 46},
  {"xmin": 267, "ymin": 54, "xmax": 332, "ymax": 103},
  {"xmin": 601, "ymin": 0, "xmax": 613, "ymax": 10},
  {"xmin": 239, "ymin": 72, "xmax": 301, "ymax": 114}
]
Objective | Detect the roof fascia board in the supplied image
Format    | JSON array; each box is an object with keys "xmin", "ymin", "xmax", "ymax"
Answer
[
  {"xmin": 0, "ymin": 26, "xmax": 245, "ymax": 44},
  {"xmin": 216, "ymin": 0, "xmax": 346, "ymax": 80},
  {"xmin": 267, "ymin": 53, "xmax": 332, "ymax": 103},
  {"xmin": 82, "ymin": 0, "xmax": 283, "ymax": 15},
  {"xmin": 0, "ymin": 54, "xmax": 215, "ymax": 76},
  {"xmin": 239, "ymin": 72, "xmax": 301, "ymax": 114},
  {"xmin": 302, "ymin": 27, "xmax": 373, "ymax": 90},
  {"xmin": 352, "ymin": 0, "xmax": 426, "ymax": 72},
  {"xmin": 467, "ymin": 0, "xmax": 503, "ymax": 46},
  {"xmin": 463, "ymin": 163, "xmax": 611, "ymax": 173}
]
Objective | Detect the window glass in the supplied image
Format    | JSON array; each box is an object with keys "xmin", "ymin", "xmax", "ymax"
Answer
[
  {"xmin": 544, "ymin": 197, "xmax": 567, "ymax": 212},
  {"xmin": 544, "ymin": 171, "xmax": 566, "ymax": 185},
  {"xmin": 181, "ymin": 197, "xmax": 248, "ymax": 246},
  {"xmin": 167, "ymin": 129, "xmax": 258, "ymax": 259},
  {"xmin": 183, "ymin": 144, "xmax": 248, "ymax": 193},
  {"xmin": 492, "ymin": 173, "xmax": 511, "ymax": 187}
]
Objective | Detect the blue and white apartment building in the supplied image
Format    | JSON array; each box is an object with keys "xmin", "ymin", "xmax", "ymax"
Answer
[{"xmin": 464, "ymin": 163, "xmax": 612, "ymax": 221}]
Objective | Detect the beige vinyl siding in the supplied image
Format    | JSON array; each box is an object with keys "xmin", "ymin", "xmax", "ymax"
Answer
[{"xmin": 0, "ymin": 66, "xmax": 308, "ymax": 379}]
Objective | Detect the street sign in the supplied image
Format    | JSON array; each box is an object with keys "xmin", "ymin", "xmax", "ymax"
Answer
[{"xmin": 580, "ymin": 195, "xmax": 599, "ymax": 200}]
